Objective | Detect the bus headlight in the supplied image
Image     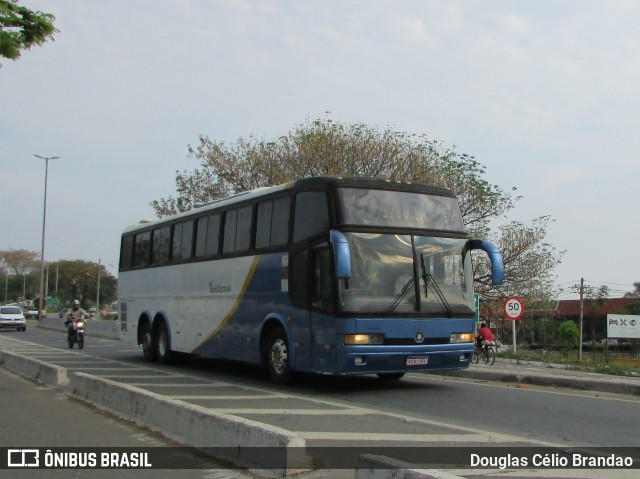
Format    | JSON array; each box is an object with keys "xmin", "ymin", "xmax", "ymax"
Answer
[
  {"xmin": 344, "ymin": 334, "xmax": 384, "ymax": 345},
  {"xmin": 450, "ymin": 333, "xmax": 475, "ymax": 343}
]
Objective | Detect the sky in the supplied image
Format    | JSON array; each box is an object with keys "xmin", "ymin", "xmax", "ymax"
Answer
[{"xmin": 1, "ymin": 0, "xmax": 638, "ymax": 299}]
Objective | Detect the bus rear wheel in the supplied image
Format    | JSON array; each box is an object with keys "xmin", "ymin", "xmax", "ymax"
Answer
[
  {"xmin": 265, "ymin": 328, "xmax": 293, "ymax": 385},
  {"xmin": 155, "ymin": 321, "xmax": 174, "ymax": 365},
  {"xmin": 140, "ymin": 321, "xmax": 157, "ymax": 362}
]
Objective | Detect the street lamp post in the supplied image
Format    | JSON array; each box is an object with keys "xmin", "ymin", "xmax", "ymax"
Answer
[{"xmin": 35, "ymin": 154, "xmax": 59, "ymax": 320}]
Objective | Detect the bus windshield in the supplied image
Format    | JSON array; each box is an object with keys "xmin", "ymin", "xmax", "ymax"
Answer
[{"xmin": 339, "ymin": 232, "xmax": 474, "ymax": 316}]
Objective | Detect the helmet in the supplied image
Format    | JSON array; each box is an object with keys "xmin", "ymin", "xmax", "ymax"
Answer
[
  {"xmin": 480, "ymin": 322, "xmax": 487, "ymax": 328},
  {"xmin": 72, "ymin": 300, "xmax": 80, "ymax": 306}
]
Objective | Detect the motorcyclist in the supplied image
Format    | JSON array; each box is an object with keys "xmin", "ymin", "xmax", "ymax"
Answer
[{"xmin": 65, "ymin": 300, "xmax": 90, "ymax": 340}]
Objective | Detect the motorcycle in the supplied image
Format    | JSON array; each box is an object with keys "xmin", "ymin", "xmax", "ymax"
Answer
[{"xmin": 66, "ymin": 317, "xmax": 86, "ymax": 349}]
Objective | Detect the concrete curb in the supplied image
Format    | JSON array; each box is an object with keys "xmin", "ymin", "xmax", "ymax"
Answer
[
  {"xmin": 1, "ymin": 351, "xmax": 311, "ymax": 475},
  {"xmin": 0, "ymin": 350, "xmax": 69, "ymax": 387},
  {"xmin": 439, "ymin": 367, "xmax": 640, "ymax": 396},
  {"xmin": 356, "ymin": 454, "xmax": 466, "ymax": 479},
  {"xmin": 69, "ymin": 372, "xmax": 311, "ymax": 473}
]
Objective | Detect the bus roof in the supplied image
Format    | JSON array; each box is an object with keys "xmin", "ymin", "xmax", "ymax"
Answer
[{"xmin": 122, "ymin": 176, "xmax": 456, "ymax": 234}]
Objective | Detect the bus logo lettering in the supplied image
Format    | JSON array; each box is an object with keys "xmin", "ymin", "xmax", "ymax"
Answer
[{"xmin": 209, "ymin": 282, "xmax": 232, "ymax": 294}]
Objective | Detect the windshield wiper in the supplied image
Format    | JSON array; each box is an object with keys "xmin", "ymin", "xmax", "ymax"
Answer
[
  {"xmin": 383, "ymin": 277, "xmax": 415, "ymax": 316},
  {"xmin": 420, "ymin": 254, "xmax": 454, "ymax": 318}
]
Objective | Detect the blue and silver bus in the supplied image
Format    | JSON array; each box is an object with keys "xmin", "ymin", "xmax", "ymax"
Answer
[{"xmin": 118, "ymin": 176, "xmax": 503, "ymax": 383}]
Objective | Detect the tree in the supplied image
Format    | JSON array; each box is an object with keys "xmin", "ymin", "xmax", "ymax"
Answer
[
  {"xmin": 624, "ymin": 282, "xmax": 640, "ymax": 298},
  {"xmin": 151, "ymin": 117, "xmax": 563, "ymax": 301},
  {"xmin": 50, "ymin": 259, "xmax": 117, "ymax": 308},
  {"xmin": 0, "ymin": 0, "xmax": 58, "ymax": 61},
  {"xmin": 584, "ymin": 285, "xmax": 610, "ymax": 339},
  {"xmin": 0, "ymin": 248, "xmax": 39, "ymax": 299},
  {"xmin": 475, "ymin": 216, "xmax": 563, "ymax": 300},
  {"xmin": 152, "ymin": 118, "xmax": 517, "ymax": 226},
  {"xmin": 557, "ymin": 320, "xmax": 579, "ymax": 348}
]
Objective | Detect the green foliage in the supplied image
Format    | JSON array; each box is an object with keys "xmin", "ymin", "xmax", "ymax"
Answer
[
  {"xmin": 623, "ymin": 283, "xmax": 640, "ymax": 314},
  {"xmin": 527, "ymin": 318, "xmax": 561, "ymax": 347},
  {"xmin": 51, "ymin": 259, "xmax": 117, "ymax": 308},
  {"xmin": 557, "ymin": 320, "xmax": 579, "ymax": 347},
  {"xmin": 0, "ymin": 0, "xmax": 58, "ymax": 60}
]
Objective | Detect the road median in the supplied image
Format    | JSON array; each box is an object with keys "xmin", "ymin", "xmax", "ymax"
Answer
[{"xmin": 1, "ymin": 350, "xmax": 311, "ymax": 475}]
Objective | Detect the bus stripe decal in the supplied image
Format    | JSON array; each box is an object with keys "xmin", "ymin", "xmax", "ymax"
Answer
[{"xmin": 197, "ymin": 255, "xmax": 261, "ymax": 348}]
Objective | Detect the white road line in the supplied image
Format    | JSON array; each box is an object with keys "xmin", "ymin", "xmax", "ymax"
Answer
[
  {"xmin": 298, "ymin": 432, "xmax": 492, "ymax": 441},
  {"xmin": 96, "ymin": 374, "xmax": 189, "ymax": 379},
  {"xmin": 212, "ymin": 408, "xmax": 367, "ymax": 415},
  {"xmin": 170, "ymin": 395, "xmax": 286, "ymax": 401}
]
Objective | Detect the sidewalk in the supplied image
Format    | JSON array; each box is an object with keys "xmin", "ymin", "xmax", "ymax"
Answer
[{"xmin": 437, "ymin": 357, "xmax": 640, "ymax": 396}]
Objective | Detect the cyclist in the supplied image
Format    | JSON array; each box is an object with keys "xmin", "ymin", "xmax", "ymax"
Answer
[{"xmin": 477, "ymin": 321, "xmax": 494, "ymax": 348}]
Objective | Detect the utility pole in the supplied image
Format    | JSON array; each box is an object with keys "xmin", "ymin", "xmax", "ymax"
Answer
[
  {"xmin": 35, "ymin": 154, "xmax": 60, "ymax": 320},
  {"xmin": 579, "ymin": 278, "xmax": 584, "ymax": 362},
  {"xmin": 96, "ymin": 259, "xmax": 101, "ymax": 313}
]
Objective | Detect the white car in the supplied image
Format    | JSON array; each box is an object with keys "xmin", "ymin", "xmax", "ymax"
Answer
[
  {"xmin": 23, "ymin": 306, "xmax": 39, "ymax": 319},
  {"xmin": 0, "ymin": 306, "xmax": 27, "ymax": 332}
]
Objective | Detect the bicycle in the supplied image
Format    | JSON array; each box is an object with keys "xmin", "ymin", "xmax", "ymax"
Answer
[{"xmin": 472, "ymin": 341, "xmax": 496, "ymax": 365}]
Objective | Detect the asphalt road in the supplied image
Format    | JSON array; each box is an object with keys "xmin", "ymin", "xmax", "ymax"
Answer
[{"xmin": 3, "ymin": 325, "xmax": 639, "ymax": 451}]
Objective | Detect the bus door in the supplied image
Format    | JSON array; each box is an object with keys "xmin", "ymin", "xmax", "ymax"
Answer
[
  {"xmin": 289, "ymin": 242, "xmax": 336, "ymax": 373},
  {"xmin": 309, "ymin": 242, "xmax": 336, "ymax": 373}
]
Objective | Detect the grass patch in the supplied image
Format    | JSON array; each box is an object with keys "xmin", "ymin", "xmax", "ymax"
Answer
[{"xmin": 498, "ymin": 349, "xmax": 640, "ymax": 377}]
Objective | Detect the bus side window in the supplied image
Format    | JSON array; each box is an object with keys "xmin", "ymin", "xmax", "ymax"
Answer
[
  {"xmin": 293, "ymin": 192, "xmax": 329, "ymax": 243},
  {"xmin": 206, "ymin": 214, "xmax": 221, "ymax": 255},
  {"xmin": 120, "ymin": 235, "xmax": 134, "ymax": 270},
  {"xmin": 151, "ymin": 226, "xmax": 170, "ymax": 265},
  {"xmin": 289, "ymin": 249, "xmax": 308, "ymax": 307},
  {"xmin": 223, "ymin": 209, "xmax": 237, "ymax": 254},
  {"xmin": 257, "ymin": 197, "xmax": 291, "ymax": 249},
  {"xmin": 256, "ymin": 201, "xmax": 273, "ymax": 249},
  {"xmin": 172, "ymin": 220, "xmax": 194, "ymax": 262},
  {"xmin": 133, "ymin": 231, "xmax": 150, "ymax": 267},
  {"xmin": 311, "ymin": 244, "xmax": 334, "ymax": 312},
  {"xmin": 195, "ymin": 216, "xmax": 208, "ymax": 258},
  {"xmin": 271, "ymin": 197, "xmax": 290, "ymax": 246},
  {"xmin": 195, "ymin": 214, "xmax": 221, "ymax": 258},
  {"xmin": 235, "ymin": 206, "xmax": 252, "ymax": 252},
  {"xmin": 223, "ymin": 207, "xmax": 252, "ymax": 254}
]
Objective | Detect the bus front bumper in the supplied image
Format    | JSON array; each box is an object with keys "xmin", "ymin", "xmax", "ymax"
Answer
[{"xmin": 334, "ymin": 345, "xmax": 474, "ymax": 375}]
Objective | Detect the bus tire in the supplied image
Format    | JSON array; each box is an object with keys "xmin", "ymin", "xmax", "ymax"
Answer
[
  {"xmin": 265, "ymin": 327, "xmax": 293, "ymax": 385},
  {"xmin": 140, "ymin": 321, "xmax": 157, "ymax": 362},
  {"xmin": 377, "ymin": 372, "xmax": 405, "ymax": 380},
  {"xmin": 155, "ymin": 321, "xmax": 174, "ymax": 365}
]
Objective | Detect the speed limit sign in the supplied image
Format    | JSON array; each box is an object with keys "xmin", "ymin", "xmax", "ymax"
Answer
[{"xmin": 504, "ymin": 296, "xmax": 524, "ymax": 320}]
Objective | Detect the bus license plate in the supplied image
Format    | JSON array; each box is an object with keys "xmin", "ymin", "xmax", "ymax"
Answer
[{"xmin": 406, "ymin": 356, "xmax": 429, "ymax": 366}]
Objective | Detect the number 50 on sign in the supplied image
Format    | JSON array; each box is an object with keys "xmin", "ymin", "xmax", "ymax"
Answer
[{"xmin": 504, "ymin": 296, "xmax": 524, "ymax": 320}]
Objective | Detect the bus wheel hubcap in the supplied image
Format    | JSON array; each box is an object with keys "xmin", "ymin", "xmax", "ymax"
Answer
[
  {"xmin": 270, "ymin": 339, "xmax": 288, "ymax": 374},
  {"xmin": 159, "ymin": 331, "xmax": 167, "ymax": 356}
]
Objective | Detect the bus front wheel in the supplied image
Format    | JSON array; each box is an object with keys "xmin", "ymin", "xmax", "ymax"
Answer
[{"xmin": 265, "ymin": 328, "xmax": 293, "ymax": 385}]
